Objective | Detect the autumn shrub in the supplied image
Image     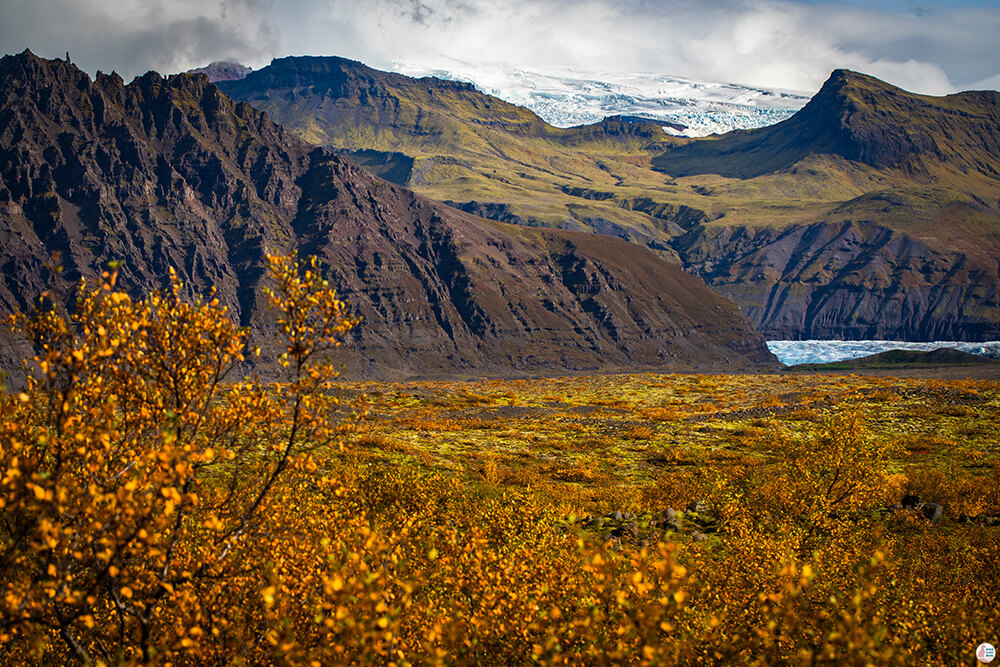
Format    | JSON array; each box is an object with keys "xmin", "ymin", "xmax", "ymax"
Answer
[
  {"xmin": 0, "ymin": 253, "xmax": 364, "ymax": 664},
  {"xmin": 711, "ymin": 406, "xmax": 894, "ymax": 549}
]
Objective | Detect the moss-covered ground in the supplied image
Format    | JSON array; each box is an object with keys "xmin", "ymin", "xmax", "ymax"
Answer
[{"xmin": 343, "ymin": 372, "xmax": 1000, "ymax": 515}]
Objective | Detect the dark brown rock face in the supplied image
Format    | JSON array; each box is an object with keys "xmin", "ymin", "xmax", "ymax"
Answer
[
  {"xmin": 216, "ymin": 58, "xmax": 1000, "ymax": 342},
  {"xmin": 0, "ymin": 50, "xmax": 776, "ymax": 380},
  {"xmin": 652, "ymin": 69, "xmax": 1000, "ymax": 340},
  {"xmin": 673, "ymin": 221, "xmax": 1000, "ymax": 341}
]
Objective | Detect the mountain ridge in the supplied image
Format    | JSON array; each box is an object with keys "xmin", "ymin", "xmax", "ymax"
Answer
[
  {"xmin": 0, "ymin": 50, "xmax": 776, "ymax": 380},
  {"xmin": 653, "ymin": 69, "xmax": 1000, "ymax": 182},
  {"xmin": 212, "ymin": 55, "xmax": 1000, "ymax": 341},
  {"xmin": 388, "ymin": 60, "xmax": 809, "ymax": 136}
]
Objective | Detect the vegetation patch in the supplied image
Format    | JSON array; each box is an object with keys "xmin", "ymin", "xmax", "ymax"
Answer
[{"xmin": 3, "ymin": 261, "xmax": 1000, "ymax": 664}]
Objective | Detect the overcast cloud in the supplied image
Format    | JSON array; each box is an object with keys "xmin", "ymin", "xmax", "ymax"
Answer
[{"xmin": 1, "ymin": 0, "xmax": 997, "ymax": 94}]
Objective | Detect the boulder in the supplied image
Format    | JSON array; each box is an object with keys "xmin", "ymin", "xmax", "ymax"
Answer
[
  {"xmin": 921, "ymin": 502, "xmax": 943, "ymax": 524},
  {"xmin": 660, "ymin": 507, "xmax": 681, "ymax": 532},
  {"xmin": 687, "ymin": 499, "xmax": 708, "ymax": 514}
]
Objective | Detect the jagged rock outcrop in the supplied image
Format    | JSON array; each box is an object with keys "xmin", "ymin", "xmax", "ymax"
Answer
[{"xmin": 0, "ymin": 50, "xmax": 776, "ymax": 381}]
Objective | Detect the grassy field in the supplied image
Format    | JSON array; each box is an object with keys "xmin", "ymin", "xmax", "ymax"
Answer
[
  {"xmin": 296, "ymin": 370, "xmax": 1000, "ymax": 664},
  {"xmin": 344, "ymin": 370, "xmax": 1000, "ymax": 518}
]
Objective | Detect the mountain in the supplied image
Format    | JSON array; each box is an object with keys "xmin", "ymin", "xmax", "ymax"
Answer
[
  {"xmin": 389, "ymin": 60, "xmax": 809, "ymax": 137},
  {"xmin": 187, "ymin": 61, "xmax": 252, "ymax": 83},
  {"xmin": 653, "ymin": 69, "xmax": 1000, "ymax": 182},
  {"xmin": 656, "ymin": 70, "xmax": 1000, "ymax": 340},
  {"xmin": 217, "ymin": 57, "xmax": 1000, "ymax": 341},
  {"xmin": 216, "ymin": 55, "xmax": 686, "ymax": 258},
  {"xmin": 0, "ymin": 50, "xmax": 776, "ymax": 381}
]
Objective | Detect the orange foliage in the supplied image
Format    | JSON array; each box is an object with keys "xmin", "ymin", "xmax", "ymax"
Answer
[
  {"xmin": 0, "ymin": 253, "xmax": 363, "ymax": 664},
  {"xmin": 2, "ymin": 255, "xmax": 999, "ymax": 665}
]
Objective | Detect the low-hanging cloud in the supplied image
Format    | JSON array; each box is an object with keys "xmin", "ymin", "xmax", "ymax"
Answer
[
  {"xmin": 1, "ymin": 0, "xmax": 997, "ymax": 94},
  {"xmin": 0, "ymin": 0, "xmax": 278, "ymax": 80}
]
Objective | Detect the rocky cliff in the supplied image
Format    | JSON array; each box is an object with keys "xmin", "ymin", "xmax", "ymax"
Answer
[
  {"xmin": 0, "ymin": 50, "xmax": 776, "ymax": 380},
  {"xmin": 655, "ymin": 70, "xmax": 1000, "ymax": 340},
  {"xmin": 673, "ymin": 219, "xmax": 1000, "ymax": 341}
]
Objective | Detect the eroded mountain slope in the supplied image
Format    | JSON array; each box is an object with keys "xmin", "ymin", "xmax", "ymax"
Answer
[
  {"xmin": 216, "ymin": 58, "xmax": 1000, "ymax": 340},
  {"xmin": 0, "ymin": 50, "xmax": 775, "ymax": 379}
]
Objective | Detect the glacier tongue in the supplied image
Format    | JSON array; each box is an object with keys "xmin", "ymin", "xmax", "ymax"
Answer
[
  {"xmin": 390, "ymin": 60, "xmax": 809, "ymax": 136},
  {"xmin": 767, "ymin": 340, "xmax": 1000, "ymax": 367}
]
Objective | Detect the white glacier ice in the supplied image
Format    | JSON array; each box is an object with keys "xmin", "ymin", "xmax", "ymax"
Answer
[
  {"xmin": 390, "ymin": 60, "xmax": 810, "ymax": 137},
  {"xmin": 767, "ymin": 340, "xmax": 1000, "ymax": 367}
]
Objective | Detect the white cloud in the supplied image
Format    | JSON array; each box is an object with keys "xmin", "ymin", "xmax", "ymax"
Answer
[
  {"xmin": 0, "ymin": 0, "xmax": 997, "ymax": 94},
  {"xmin": 972, "ymin": 73, "xmax": 1000, "ymax": 91},
  {"xmin": 266, "ymin": 0, "xmax": 998, "ymax": 94}
]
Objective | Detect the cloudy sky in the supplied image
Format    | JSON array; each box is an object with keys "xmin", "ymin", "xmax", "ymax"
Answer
[{"xmin": 1, "ymin": 0, "xmax": 998, "ymax": 95}]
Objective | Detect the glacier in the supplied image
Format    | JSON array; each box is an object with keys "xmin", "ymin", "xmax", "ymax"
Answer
[
  {"xmin": 767, "ymin": 340, "xmax": 1000, "ymax": 367},
  {"xmin": 390, "ymin": 60, "xmax": 810, "ymax": 137}
]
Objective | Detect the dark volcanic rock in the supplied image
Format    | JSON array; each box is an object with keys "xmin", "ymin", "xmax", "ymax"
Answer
[
  {"xmin": 672, "ymin": 220, "xmax": 1000, "ymax": 341},
  {"xmin": 442, "ymin": 200, "xmax": 529, "ymax": 226},
  {"xmin": 0, "ymin": 50, "xmax": 776, "ymax": 381},
  {"xmin": 921, "ymin": 502, "xmax": 944, "ymax": 525}
]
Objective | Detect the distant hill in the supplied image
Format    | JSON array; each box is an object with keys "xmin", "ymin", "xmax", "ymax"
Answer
[
  {"xmin": 785, "ymin": 347, "xmax": 999, "ymax": 371},
  {"xmin": 653, "ymin": 69, "xmax": 1000, "ymax": 184},
  {"xmin": 659, "ymin": 70, "xmax": 1000, "ymax": 341},
  {"xmin": 187, "ymin": 61, "xmax": 252, "ymax": 83},
  {"xmin": 0, "ymin": 50, "xmax": 776, "ymax": 381},
  {"xmin": 217, "ymin": 57, "xmax": 1000, "ymax": 342}
]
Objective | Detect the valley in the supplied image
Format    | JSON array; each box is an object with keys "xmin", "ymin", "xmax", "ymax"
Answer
[{"xmin": 1, "ymin": 48, "xmax": 998, "ymax": 667}]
